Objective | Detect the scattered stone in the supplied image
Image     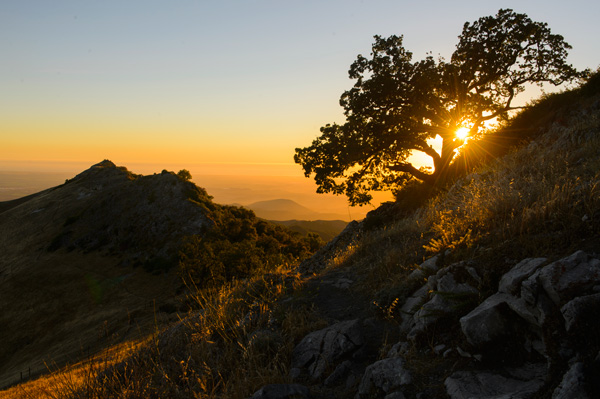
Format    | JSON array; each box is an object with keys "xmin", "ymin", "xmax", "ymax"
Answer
[
  {"xmin": 356, "ymin": 358, "xmax": 412, "ymax": 399},
  {"xmin": 433, "ymin": 344, "xmax": 447, "ymax": 355}
]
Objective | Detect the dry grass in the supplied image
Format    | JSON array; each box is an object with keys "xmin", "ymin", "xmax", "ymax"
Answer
[
  {"xmin": 4, "ymin": 265, "xmax": 324, "ymax": 399},
  {"xmin": 347, "ymin": 95, "xmax": 600, "ymax": 312}
]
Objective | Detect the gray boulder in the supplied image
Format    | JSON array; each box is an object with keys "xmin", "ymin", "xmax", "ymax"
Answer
[
  {"xmin": 408, "ymin": 268, "xmax": 479, "ymax": 339},
  {"xmin": 537, "ymin": 251, "xmax": 600, "ymax": 306},
  {"xmin": 561, "ymin": 293, "xmax": 600, "ymax": 332},
  {"xmin": 445, "ymin": 364, "xmax": 545, "ymax": 399},
  {"xmin": 460, "ymin": 293, "xmax": 516, "ymax": 348},
  {"xmin": 292, "ymin": 319, "xmax": 363, "ymax": 380},
  {"xmin": 356, "ymin": 357, "xmax": 412, "ymax": 399},
  {"xmin": 498, "ymin": 258, "xmax": 547, "ymax": 295},
  {"xmin": 552, "ymin": 362, "xmax": 589, "ymax": 399}
]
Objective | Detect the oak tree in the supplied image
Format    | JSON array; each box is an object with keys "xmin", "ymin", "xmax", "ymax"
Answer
[{"xmin": 295, "ymin": 9, "xmax": 584, "ymax": 205}]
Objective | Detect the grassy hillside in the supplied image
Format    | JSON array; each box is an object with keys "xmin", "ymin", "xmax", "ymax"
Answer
[
  {"xmin": 4, "ymin": 73, "xmax": 600, "ymax": 398},
  {"xmin": 0, "ymin": 162, "xmax": 319, "ymax": 394}
]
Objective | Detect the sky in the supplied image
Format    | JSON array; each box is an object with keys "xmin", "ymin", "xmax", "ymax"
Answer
[{"xmin": 1, "ymin": 1, "xmax": 599, "ymax": 213}]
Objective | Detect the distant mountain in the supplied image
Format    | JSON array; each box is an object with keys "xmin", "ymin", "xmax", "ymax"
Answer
[{"xmin": 245, "ymin": 198, "xmax": 348, "ymax": 221}]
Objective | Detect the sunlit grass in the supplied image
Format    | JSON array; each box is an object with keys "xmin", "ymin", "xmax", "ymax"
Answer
[{"xmin": 5, "ymin": 264, "xmax": 325, "ymax": 399}]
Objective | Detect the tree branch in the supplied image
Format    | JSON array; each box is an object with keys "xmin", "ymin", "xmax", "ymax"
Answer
[{"xmin": 388, "ymin": 162, "xmax": 434, "ymax": 184}]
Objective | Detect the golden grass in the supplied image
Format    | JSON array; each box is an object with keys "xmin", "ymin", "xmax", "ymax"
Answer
[{"xmin": 4, "ymin": 265, "xmax": 325, "ymax": 399}]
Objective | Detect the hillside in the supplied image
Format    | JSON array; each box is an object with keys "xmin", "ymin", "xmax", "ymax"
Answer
[
  {"xmin": 4, "ymin": 74, "xmax": 600, "ymax": 398},
  {"xmin": 0, "ymin": 161, "xmax": 317, "ymax": 392}
]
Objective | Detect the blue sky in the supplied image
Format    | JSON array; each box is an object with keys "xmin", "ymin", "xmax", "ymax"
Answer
[{"xmin": 1, "ymin": 0, "xmax": 598, "ymax": 169}]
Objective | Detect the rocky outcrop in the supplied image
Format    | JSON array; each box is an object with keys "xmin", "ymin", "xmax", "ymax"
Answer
[
  {"xmin": 252, "ymin": 250, "xmax": 600, "ymax": 398},
  {"xmin": 291, "ymin": 319, "xmax": 364, "ymax": 381},
  {"xmin": 355, "ymin": 358, "xmax": 412, "ymax": 398},
  {"xmin": 445, "ymin": 363, "xmax": 546, "ymax": 399}
]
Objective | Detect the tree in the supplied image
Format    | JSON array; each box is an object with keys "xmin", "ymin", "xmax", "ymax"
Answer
[
  {"xmin": 294, "ymin": 9, "xmax": 585, "ymax": 205},
  {"xmin": 177, "ymin": 169, "xmax": 192, "ymax": 181}
]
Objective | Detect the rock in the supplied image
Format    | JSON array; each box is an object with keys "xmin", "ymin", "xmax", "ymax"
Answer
[
  {"xmin": 387, "ymin": 342, "xmax": 410, "ymax": 358},
  {"xmin": 552, "ymin": 362, "xmax": 589, "ymax": 399},
  {"xmin": 445, "ymin": 365, "xmax": 545, "ymax": 399},
  {"xmin": 324, "ymin": 360, "xmax": 352, "ymax": 387},
  {"xmin": 459, "ymin": 293, "xmax": 535, "ymax": 362},
  {"xmin": 356, "ymin": 358, "xmax": 412, "ymax": 399},
  {"xmin": 399, "ymin": 285, "xmax": 430, "ymax": 332},
  {"xmin": 292, "ymin": 319, "xmax": 364, "ymax": 380},
  {"xmin": 250, "ymin": 384, "xmax": 311, "ymax": 399},
  {"xmin": 407, "ymin": 255, "xmax": 440, "ymax": 281},
  {"xmin": 460, "ymin": 293, "xmax": 515, "ymax": 348},
  {"xmin": 537, "ymin": 251, "xmax": 600, "ymax": 306},
  {"xmin": 561, "ymin": 293, "xmax": 600, "ymax": 332},
  {"xmin": 407, "ymin": 268, "xmax": 479, "ymax": 339},
  {"xmin": 498, "ymin": 257, "xmax": 547, "ymax": 295},
  {"xmin": 433, "ymin": 344, "xmax": 447, "ymax": 355}
]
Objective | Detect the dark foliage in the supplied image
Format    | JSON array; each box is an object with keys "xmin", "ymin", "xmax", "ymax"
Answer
[{"xmin": 179, "ymin": 204, "xmax": 318, "ymax": 287}]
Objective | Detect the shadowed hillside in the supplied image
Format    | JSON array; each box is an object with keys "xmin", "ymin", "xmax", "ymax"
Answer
[{"xmin": 0, "ymin": 161, "xmax": 318, "ymax": 391}]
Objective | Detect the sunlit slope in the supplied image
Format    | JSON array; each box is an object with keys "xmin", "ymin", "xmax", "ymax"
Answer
[{"xmin": 0, "ymin": 161, "xmax": 214, "ymax": 389}]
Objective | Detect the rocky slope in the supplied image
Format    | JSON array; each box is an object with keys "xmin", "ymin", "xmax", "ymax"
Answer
[{"xmin": 244, "ymin": 78, "xmax": 600, "ymax": 398}]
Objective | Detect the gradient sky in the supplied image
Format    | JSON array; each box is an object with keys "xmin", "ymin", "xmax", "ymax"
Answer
[{"xmin": 1, "ymin": 0, "xmax": 598, "ymax": 172}]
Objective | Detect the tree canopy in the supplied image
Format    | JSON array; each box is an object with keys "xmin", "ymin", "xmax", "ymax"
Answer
[{"xmin": 294, "ymin": 9, "xmax": 586, "ymax": 205}]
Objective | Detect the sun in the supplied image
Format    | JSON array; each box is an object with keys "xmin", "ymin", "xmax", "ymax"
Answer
[{"xmin": 455, "ymin": 127, "xmax": 470, "ymax": 140}]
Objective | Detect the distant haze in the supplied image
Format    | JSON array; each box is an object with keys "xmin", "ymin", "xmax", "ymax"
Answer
[{"xmin": 0, "ymin": 160, "xmax": 391, "ymax": 220}]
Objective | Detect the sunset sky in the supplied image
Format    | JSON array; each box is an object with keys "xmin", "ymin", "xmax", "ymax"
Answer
[{"xmin": 1, "ymin": 1, "xmax": 599, "ymax": 213}]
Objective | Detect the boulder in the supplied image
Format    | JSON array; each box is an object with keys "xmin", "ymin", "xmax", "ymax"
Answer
[
  {"xmin": 460, "ymin": 293, "xmax": 516, "ymax": 348},
  {"xmin": 292, "ymin": 319, "xmax": 363, "ymax": 380},
  {"xmin": 407, "ymin": 255, "xmax": 440, "ymax": 281},
  {"xmin": 561, "ymin": 293, "xmax": 600, "ymax": 332},
  {"xmin": 356, "ymin": 358, "xmax": 412, "ymax": 399},
  {"xmin": 408, "ymin": 269, "xmax": 479, "ymax": 339},
  {"xmin": 537, "ymin": 251, "xmax": 600, "ymax": 306},
  {"xmin": 498, "ymin": 257, "xmax": 547, "ymax": 295},
  {"xmin": 552, "ymin": 362, "xmax": 589, "ymax": 399},
  {"xmin": 445, "ymin": 364, "xmax": 545, "ymax": 399}
]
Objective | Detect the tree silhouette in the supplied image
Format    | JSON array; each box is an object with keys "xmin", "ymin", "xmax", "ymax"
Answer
[{"xmin": 295, "ymin": 9, "xmax": 586, "ymax": 205}]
